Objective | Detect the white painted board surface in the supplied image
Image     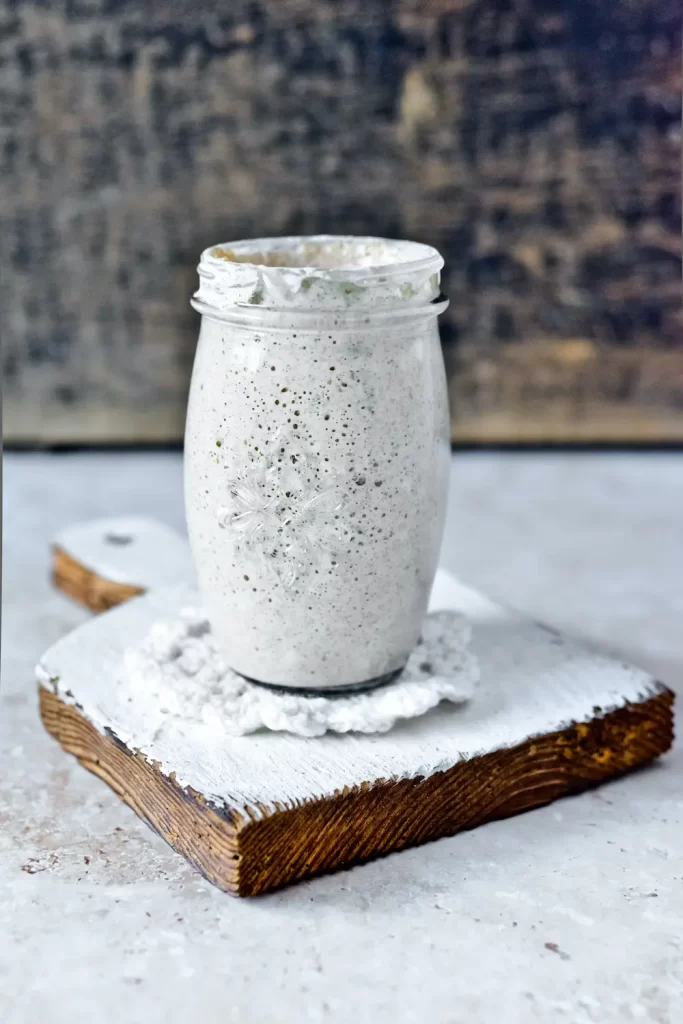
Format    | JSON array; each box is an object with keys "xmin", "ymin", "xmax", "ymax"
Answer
[
  {"xmin": 37, "ymin": 564, "xmax": 661, "ymax": 816},
  {"xmin": 54, "ymin": 515, "xmax": 194, "ymax": 589}
]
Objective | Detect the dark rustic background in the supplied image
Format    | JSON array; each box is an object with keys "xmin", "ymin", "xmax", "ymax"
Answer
[{"xmin": 2, "ymin": 0, "xmax": 681, "ymax": 445}]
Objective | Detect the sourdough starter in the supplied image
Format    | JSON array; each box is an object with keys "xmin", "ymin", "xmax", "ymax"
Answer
[{"xmin": 184, "ymin": 236, "xmax": 450, "ymax": 691}]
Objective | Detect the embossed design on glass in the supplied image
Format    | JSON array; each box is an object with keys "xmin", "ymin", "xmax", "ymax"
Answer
[{"xmin": 217, "ymin": 429, "xmax": 350, "ymax": 588}]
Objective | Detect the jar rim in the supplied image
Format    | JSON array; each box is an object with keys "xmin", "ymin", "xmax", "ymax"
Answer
[
  {"xmin": 190, "ymin": 294, "xmax": 449, "ymax": 330},
  {"xmin": 193, "ymin": 234, "xmax": 444, "ymax": 314}
]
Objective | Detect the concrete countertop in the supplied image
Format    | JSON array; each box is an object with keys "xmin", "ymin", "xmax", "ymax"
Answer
[{"xmin": 2, "ymin": 452, "xmax": 682, "ymax": 1024}]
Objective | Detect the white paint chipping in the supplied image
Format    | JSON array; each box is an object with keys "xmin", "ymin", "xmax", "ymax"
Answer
[
  {"xmin": 36, "ymin": 568, "xmax": 662, "ymax": 819},
  {"xmin": 54, "ymin": 516, "xmax": 194, "ymax": 589}
]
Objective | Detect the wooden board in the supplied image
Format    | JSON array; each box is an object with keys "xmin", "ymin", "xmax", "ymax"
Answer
[
  {"xmin": 3, "ymin": 1, "xmax": 681, "ymax": 446},
  {"xmin": 40, "ymin": 518, "xmax": 675, "ymax": 896},
  {"xmin": 52, "ymin": 516, "xmax": 194, "ymax": 612},
  {"xmin": 38, "ymin": 685, "xmax": 674, "ymax": 898}
]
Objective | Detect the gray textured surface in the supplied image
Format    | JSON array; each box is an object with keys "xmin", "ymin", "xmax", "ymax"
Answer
[{"xmin": 2, "ymin": 452, "xmax": 682, "ymax": 1023}]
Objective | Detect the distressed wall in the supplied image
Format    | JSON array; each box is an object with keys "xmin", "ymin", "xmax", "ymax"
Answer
[{"xmin": 2, "ymin": 0, "xmax": 681, "ymax": 444}]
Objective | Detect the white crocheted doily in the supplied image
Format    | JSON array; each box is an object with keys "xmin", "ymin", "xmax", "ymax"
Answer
[{"xmin": 123, "ymin": 609, "xmax": 479, "ymax": 738}]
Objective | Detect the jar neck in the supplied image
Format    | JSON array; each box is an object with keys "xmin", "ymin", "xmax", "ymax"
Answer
[
  {"xmin": 192, "ymin": 235, "xmax": 444, "ymax": 318},
  {"xmin": 191, "ymin": 295, "xmax": 449, "ymax": 331}
]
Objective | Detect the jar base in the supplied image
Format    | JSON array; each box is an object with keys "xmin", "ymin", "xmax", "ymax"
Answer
[{"xmin": 235, "ymin": 666, "xmax": 405, "ymax": 699}]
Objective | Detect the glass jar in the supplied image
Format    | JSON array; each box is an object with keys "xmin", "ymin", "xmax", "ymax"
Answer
[{"xmin": 185, "ymin": 235, "xmax": 450, "ymax": 692}]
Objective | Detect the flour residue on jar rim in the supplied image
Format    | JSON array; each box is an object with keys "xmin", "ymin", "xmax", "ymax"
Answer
[{"xmin": 193, "ymin": 234, "xmax": 444, "ymax": 313}]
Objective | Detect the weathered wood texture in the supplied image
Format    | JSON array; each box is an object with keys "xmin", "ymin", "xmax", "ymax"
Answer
[
  {"xmin": 3, "ymin": 0, "xmax": 681, "ymax": 444},
  {"xmin": 39, "ymin": 685, "xmax": 675, "ymax": 896},
  {"xmin": 52, "ymin": 545, "xmax": 144, "ymax": 612},
  {"xmin": 42, "ymin": 515, "xmax": 676, "ymax": 895}
]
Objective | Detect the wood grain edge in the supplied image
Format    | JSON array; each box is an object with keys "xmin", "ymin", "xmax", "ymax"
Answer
[
  {"xmin": 39, "ymin": 685, "xmax": 675, "ymax": 898},
  {"xmin": 52, "ymin": 545, "xmax": 144, "ymax": 612},
  {"xmin": 39, "ymin": 687, "xmax": 242, "ymax": 894}
]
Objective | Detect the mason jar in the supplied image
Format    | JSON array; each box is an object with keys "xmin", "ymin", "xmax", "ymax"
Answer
[{"xmin": 185, "ymin": 236, "xmax": 450, "ymax": 693}]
